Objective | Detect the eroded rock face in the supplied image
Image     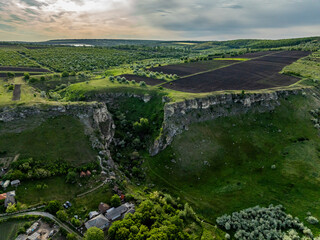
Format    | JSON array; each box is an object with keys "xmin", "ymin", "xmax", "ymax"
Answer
[
  {"xmin": 150, "ymin": 89, "xmax": 303, "ymax": 156},
  {"xmin": 0, "ymin": 102, "xmax": 115, "ymax": 166}
]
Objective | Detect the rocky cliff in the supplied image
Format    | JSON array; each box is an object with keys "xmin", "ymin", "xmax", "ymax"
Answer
[
  {"xmin": 150, "ymin": 89, "xmax": 303, "ymax": 155},
  {"xmin": 0, "ymin": 102, "xmax": 116, "ymax": 168}
]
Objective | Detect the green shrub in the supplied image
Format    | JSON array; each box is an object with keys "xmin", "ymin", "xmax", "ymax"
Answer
[
  {"xmin": 62, "ymin": 71, "xmax": 69, "ymax": 78},
  {"xmin": 24, "ymin": 73, "xmax": 30, "ymax": 80},
  {"xmin": 110, "ymin": 194, "xmax": 121, "ymax": 207}
]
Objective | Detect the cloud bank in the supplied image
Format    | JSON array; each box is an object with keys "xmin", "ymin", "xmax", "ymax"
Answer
[{"xmin": 0, "ymin": 0, "xmax": 319, "ymax": 41}]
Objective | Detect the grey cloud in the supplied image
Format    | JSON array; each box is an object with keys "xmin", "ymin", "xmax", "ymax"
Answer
[
  {"xmin": 20, "ymin": 0, "xmax": 48, "ymax": 7},
  {"xmin": 130, "ymin": 0, "xmax": 320, "ymax": 38},
  {"xmin": 0, "ymin": 23, "xmax": 16, "ymax": 32}
]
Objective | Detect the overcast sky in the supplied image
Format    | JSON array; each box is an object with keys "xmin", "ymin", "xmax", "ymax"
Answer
[{"xmin": 0, "ymin": 0, "xmax": 319, "ymax": 41}]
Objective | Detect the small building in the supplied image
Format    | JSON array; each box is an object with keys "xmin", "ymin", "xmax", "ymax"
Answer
[
  {"xmin": 120, "ymin": 194, "xmax": 125, "ymax": 201},
  {"xmin": 26, "ymin": 222, "xmax": 39, "ymax": 235},
  {"xmin": 4, "ymin": 193, "xmax": 15, "ymax": 208},
  {"xmin": 98, "ymin": 202, "xmax": 110, "ymax": 214},
  {"xmin": 86, "ymin": 170, "xmax": 91, "ymax": 176},
  {"xmin": 0, "ymin": 193, "xmax": 7, "ymax": 201},
  {"xmin": 48, "ymin": 230, "xmax": 56, "ymax": 238},
  {"xmin": 11, "ymin": 179, "xmax": 20, "ymax": 187},
  {"xmin": 85, "ymin": 214, "xmax": 110, "ymax": 230},
  {"xmin": 80, "ymin": 171, "xmax": 86, "ymax": 177},
  {"xmin": 89, "ymin": 211, "xmax": 99, "ymax": 219},
  {"xmin": 15, "ymin": 234, "xmax": 28, "ymax": 240},
  {"xmin": 26, "ymin": 232, "xmax": 40, "ymax": 240},
  {"xmin": 106, "ymin": 205, "xmax": 129, "ymax": 221},
  {"xmin": 3, "ymin": 180, "xmax": 10, "ymax": 188}
]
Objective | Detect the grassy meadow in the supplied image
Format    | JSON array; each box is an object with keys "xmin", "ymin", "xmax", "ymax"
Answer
[
  {"xmin": 0, "ymin": 115, "xmax": 96, "ymax": 166},
  {"xmin": 0, "ymin": 219, "xmax": 29, "ymax": 240},
  {"xmin": 146, "ymin": 93, "xmax": 320, "ymax": 233}
]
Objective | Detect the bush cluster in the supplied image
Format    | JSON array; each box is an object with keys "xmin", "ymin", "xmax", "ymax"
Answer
[
  {"xmin": 108, "ymin": 191, "xmax": 193, "ymax": 240},
  {"xmin": 216, "ymin": 205, "xmax": 314, "ymax": 240},
  {"xmin": 133, "ymin": 69, "xmax": 179, "ymax": 81},
  {"xmin": 109, "ymin": 76, "xmax": 146, "ymax": 87}
]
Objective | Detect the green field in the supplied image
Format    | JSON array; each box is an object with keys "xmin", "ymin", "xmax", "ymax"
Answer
[
  {"xmin": 15, "ymin": 176, "xmax": 111, "ymax": 210},
  {"xmin": 146, "ymin": 93, "xmax": 320, "ymax": 233},
  {"xmin": 0, "ymin": 219, "xmax": 29, "ymax": 240},
  {"xmin": 0, "ymin": 115, "xmax": 96, "ymax": 166}
]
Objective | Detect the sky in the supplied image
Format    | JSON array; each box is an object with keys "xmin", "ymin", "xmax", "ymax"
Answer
[{"xmin": 0, "ymin": 0, "xmax": 319, "ymax": 41}]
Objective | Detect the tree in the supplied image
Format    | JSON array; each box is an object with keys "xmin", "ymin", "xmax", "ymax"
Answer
[
  {"xmin": 66, "ymin": 171, "xmax": 77, "ymax": 183},
  {"xmin": 62, "ymin": 71, "xmax": 69, "ymax": 78},
  {"xmin": 71, "ymin": 217, "xmax": 81, "ymax": 227},
  {"xmin": 46, "ymin": 200, "xmax": 61, "ymax": 214},
  {"xmin": 133, "ymin": 118, "xmax": 149, "ymax": 135},
  {"xmin": 7, "ymin": 72, "xmax": 15, "ymax": 79},
  {"xmin": 24, "ymin": 73, "xmax": 30, "ymax": 80},
  {"xmin": 57, "ymin": 210, "xmax": 68, "ymax": 222},
  {"xmin": 110, "ymin": 194, "xmax": 121, "ymax": 207},
  {"xmin": 115, "ymin": 227, "xmax": 130, "ymax": 240},
  {"xmin": 66, "ymin": 233, "xmax": 77, "ymax": 240},
  {"xmin": 6, "ymin": 203, "xmax": 17, "ymax": 213},
  {"xmin": 84, "ymin": 227, "xmax": 104, "ymax": 240}
]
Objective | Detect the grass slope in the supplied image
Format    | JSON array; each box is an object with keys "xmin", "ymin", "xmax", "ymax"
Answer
[
  {"xmin": 0, "ymin": 115, "xmax": 96, "ymax": 166},
  {"xmin": 146, "ymin": 93, "xmax": 320, "ymax": 233},
  {"xmin": 0, "ymin": 219, "xmax": 28, "ymax": 240}
]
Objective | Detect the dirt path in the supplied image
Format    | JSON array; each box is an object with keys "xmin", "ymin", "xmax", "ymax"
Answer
[
  {"xmin": 76, "ymin": 181, "xmax": 106, "ymax": 198},
  {"xmin": 12, "ymin": 84, "xmax": 21, "ymax": 101}
]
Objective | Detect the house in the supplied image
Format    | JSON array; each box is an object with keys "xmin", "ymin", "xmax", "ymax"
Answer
[
  {"xmin": 26, "ymin": 222, "xmax": 39, "ymax": 235},
  {"xmin": 120, "ymin": 194, "xmax": 125, "ymax": 201},
  {"xmin": 89, "ymin": 211, "xmax": 99, "ymax": 219},
  {"xmin": 85, "ymin": 214, "xmax": 110, "ymax": 230},
  {"xmin": 80, "ymin": 171, "xmax": 86, "ymax": 177},
  {"xmin": 3, "ymin": 180, "xmax": 10, "ymax": 188},
  {"xmin": 105, "ymin": 203, "xmax": 135, "ymax": 222},
  {"xmin": 86, "ymin": 170, "xmax": 91, "ymax": 176},
  {"xmin": 98, "ymin": 202, "xmax": 110, "ymax": 214},
  {"xmin": 0, "ymin": 193, "xmax": 6, "ymax": 201},
  {"xmin": 26, "ymin": 232, "xmax": 40, "ymax": 240},
  {"xmin": 4, "ymin": 192, "xmax": 15, "ymax": 208},
  {"xmin": 15, "ymin": 234, "xmax": 28, "ymax": 240},
  {"xmin": 11, "ymin": 179, "xmax": 20, "ymax": 187}
]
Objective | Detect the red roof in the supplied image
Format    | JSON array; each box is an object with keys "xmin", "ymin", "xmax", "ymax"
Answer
[
  {"xmin": 0, "ymin": 193, "xmax": 7, "ymax": 200},
  {"xmin": 80, "ymin": 171, "xmax": 86, "ymax": 177},
  {"xmin": 120, "ymin": 194, "xmax": 125, "ymax": 200},
  {"xmin": 86, "ymin": 170, "xmax": 91, "ymax": 176}
]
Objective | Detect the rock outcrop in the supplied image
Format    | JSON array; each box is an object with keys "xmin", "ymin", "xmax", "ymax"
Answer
[{"xmin": 150, "ymin": 89, "xmax": 303, "ymax": 155}]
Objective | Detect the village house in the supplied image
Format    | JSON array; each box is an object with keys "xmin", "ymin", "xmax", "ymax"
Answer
[
  {"xmin": 2, "ymin": 180, "xmax": 10, "ymax": 188},
  {"xmin": 105, "ymin": 203, "xmax": 135, "ymax": 222},
  {"xmin": 4, "ymin": 191, "xmax": 16, "ymax": 208},
  {"xmin": 26, "ymin": 222, "xmax": 40, "ymax": 235},
  {"xmin": 85, "ymin": 214, "xmax": 110, "ymax": 230},
  {"xmin": 98, "ymin": 202, "xmax": 110, "ymax": 214},
  {"xmin": 88, "ymin": 211, "xmax": 99, "ymax": 219},
  {"xmin": 11, "ymin": 179, "xmax": 20, "ymax": 187},
  {"xmin": 83, "ymin": 202, "xmax": 135, "ymax": 233},
  {"xmin": 0, "ymin": 193, "xmax": 6, "ymax": 201}
]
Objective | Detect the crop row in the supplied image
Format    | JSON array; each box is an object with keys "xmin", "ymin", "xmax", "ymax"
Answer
[
  {"xmin": 20, "ymin": 47, "xmax": 186, "ymax": 72},
  {"xmin": 0, "ymin": 49, "xmax": 38, "ymax": 67}
]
